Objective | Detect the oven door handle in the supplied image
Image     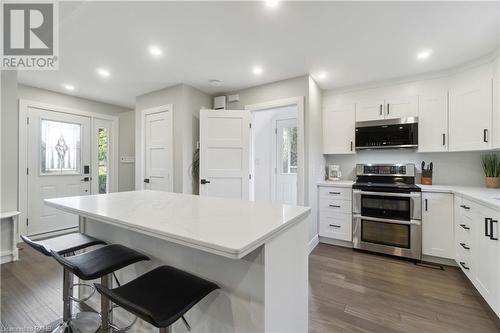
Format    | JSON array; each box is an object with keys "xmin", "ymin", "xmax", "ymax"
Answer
[
  {"xmin": 353, "ymin": 189, "xmax": 421, "ymax": 198},
  {"xmin": 353, "ymin": 214, "xmax": 421, "ymax": 226}
]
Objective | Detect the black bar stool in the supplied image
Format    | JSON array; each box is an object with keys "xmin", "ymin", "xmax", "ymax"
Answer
[
  {"xmin": 21, "ymin": 233, "xmax": 106, "ymax": 333},
  {"xmin": 51, "ymin": 244, "xmax": 150, "ymax": 332},
  {"xmin": 94, "ymin": 265, "xmax": 220, "ymax": 333}
]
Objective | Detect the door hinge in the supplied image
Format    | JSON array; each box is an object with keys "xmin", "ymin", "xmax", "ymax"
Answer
[
  {"xmin": 249, "ymin": 123, "xmax": 252, "ymax": 128},
  {"xmin": 249, "ymin": 174, "xmax": 252, "ymax": 180},
  {"xmin": 275, "ymin": 128, "xmax": 277, "ymax": 134},
  {"xmin": 26, "ymin": 168, "xmax": 29, "ymax": 175},
  {"xmin": 26, "ymin": 117, "xmax": 30, "ymax": 125},
  {"xmin": 26, "ymin": 218, "xmax": 29, "ymax": 226}
]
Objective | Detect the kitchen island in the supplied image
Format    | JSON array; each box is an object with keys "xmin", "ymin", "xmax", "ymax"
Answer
[{"xmin": 45, "ymin": 190, "xmax": 311, "ymax": 332}]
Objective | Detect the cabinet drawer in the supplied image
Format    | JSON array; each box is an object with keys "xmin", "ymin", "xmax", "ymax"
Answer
[
  {"xmin": 318, "ymin": 187, "xmax": 352, "ymax": 201},
  {"xmin": 319, "ymin": 198, "xmax": 352, "ymax": 213},
  {"xmin": 319, "ymin": 212, "xmax": 352, "ymax": 242}
]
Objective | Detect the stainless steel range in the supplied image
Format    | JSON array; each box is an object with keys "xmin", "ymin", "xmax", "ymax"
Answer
[{"xmin": 352, "ymin": 163, "xmax": 422, "ymax": 260}]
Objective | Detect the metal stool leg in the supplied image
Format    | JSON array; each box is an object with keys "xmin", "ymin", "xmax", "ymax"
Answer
[
  {"xmin": 63, "ymin": 268, "xmax": 73, "ymax": 321},
  {"xmin": 101, "ymin": 274, "xmax": 113, "ymax": 333}
]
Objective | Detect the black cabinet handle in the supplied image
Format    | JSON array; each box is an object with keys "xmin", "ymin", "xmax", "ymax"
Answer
[
  {"xmin": 483, "ymin": 129, "xmax": 488, "ymax": 143},
  {"xmin": 350, "ymin": 141, "xmax": 353, "ymax": 151},
  {"xmin": 200, "ymin": 179, "xmax": 211, "ymax": 185},
  {"xmin": 460, "ymin": 243, "xmax": 470, "ymax": 250},
  {"xmin": 459, "ymin": 224, "xmax": 470, "ymax": 230},
  {"xmin": 329, "ymin": 204, "xmax": 341, "ymax": 208},
  {"xmin": 459, "ymin": 262, "xmax": 470, "ymax": 270},
  {"xmin": 329, "ymin": 224, "xmax": 341, "ymax": 228},
  {"xmin": 460, "ymin": 205, "xmax": 470, "ymax": 210},
  {"xmin": 424, "ymin": 199, "xmax": 428, "ymax": 211},
  {"xmin": 143, "ymin": 178, "xmax": 150, "ymax": 183},
  {"xmin": 485, "ymin": 217, "xmax": 492, "ymax": 237},
  {"xmin": 442, "ymin": 133, "xmax": 446, "ymax": 146},
  {"xmin": 80, "ymin": 177, "xmax": 90, "ymax": 182},
  {"xmin": 379, "ymin": 104, "xmax": 383, "ymax": 116},
  {"xmin": 490, "ymin": 219, "xmax": 498, "ymax": 241},
  {"xmin": 329, "ymin": 192, "xmax": 341, "ymax": 195},
  {"xmin": 387, "ymin": 103, "xmax": 390, "ymax": 115}
]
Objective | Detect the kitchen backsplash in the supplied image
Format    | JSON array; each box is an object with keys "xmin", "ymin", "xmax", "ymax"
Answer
[{"xmin": 325, "ymin": 150, "xmax": 487, "ymax": 187}]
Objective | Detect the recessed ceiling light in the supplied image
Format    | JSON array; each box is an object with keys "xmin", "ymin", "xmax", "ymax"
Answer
[
  {"xmin": 317, "ymin": 72, "xmax": 327, "ymax": 80},
  {"xmin": 265, "ymin": 0, "xmax": 279, "ymax": 8},
  {"xmin": 96, "ymin": 67, "xmax": 111, "ymax": 78},
  {"xmin": 63, "ymin": 84, "xmax": 75, "ymax": 91},
  {"xmin": 209, "ymin": 79, "xmax": 222, "ymax": 87},
  {"xmin": 417, "ymin": 49, "xmax": 433, "ymax": 60},
  {"xmin": 149, "ymin": 45, "xmax": 163, "ymax": 57},
  {"xmin": 252, "ymin": 66, "xmax": 263, "ymax": 76}
]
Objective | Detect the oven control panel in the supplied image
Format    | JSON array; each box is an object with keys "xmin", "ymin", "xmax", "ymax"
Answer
[{"xmin": 356, "ymin": 164, "xmax": 414, "ymax": 177}]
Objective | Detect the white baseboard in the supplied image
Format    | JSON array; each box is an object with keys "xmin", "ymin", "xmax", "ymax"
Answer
[
  {"xmin": 308, "ymin": 235, "xmax": 319, "ymax": 254},
  {"xmin": 1, "ymin": 251, "xmax": 13, "ymax": 264},
  {"xmin": 319, "ymin": 236, "xmax": 353, "ymax": 248}
]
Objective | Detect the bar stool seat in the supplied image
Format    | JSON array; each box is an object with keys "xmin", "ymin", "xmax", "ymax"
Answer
[
  {"xmin": 51, "ymin": 244, "xmax": 150, "ymax": 280},
  {"xmin": 95, "ymin": 265, "xmax": 219, "ymax": 329},
  {"xmin": 20, "ymin": 233, "xmax": 105, "ymax": 256}
]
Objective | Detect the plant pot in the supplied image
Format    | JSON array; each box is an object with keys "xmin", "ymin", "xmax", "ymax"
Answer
[{"xmin": 485, "ymin": 177, "xmax": 500, "ymax": 188}]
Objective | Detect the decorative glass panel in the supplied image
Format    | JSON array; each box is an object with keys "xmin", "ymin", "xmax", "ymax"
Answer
[
  {"xmin": 281, "ymin": 127, "xmax": 297, "ymax": 174},
  {"xmin": 98, "ymin": 127, "xmax": 109, "ymax": 194},
  {"xmin": 41, "ymin": 120, "xmax": 81, "ymax": 175}
]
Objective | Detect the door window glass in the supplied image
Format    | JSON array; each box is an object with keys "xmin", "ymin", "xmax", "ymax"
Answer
[
  {"xmin": 41, "ymin": 120, "xmax": 81, "ymax": 175},
  {"xmin": 98, "ymin": 127, "xmax": 109, "ymax": 194},
  {"xmin": 281, "ymin": 127, "xmax": 297, "ymax": 174}
]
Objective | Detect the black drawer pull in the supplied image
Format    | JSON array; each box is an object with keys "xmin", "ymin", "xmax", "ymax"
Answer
[
  {"xmin": 329, "ymin": 204, "xmax": 341, "ymax": 208},
  {"xmin": 329, "ymin": 192, "xmax": 341, "ymax": 195},
  {"xmin": 459, "ymin": 262, "xmax": 470, "ymax": 270},
  {"xmin": 490, "ymin": 219, "xmax": 498, "ymax": 241},
  {"xmin": 459, "ymin": 243, "xmax": 470, "ymax": 250},
  {"xmin": 485, "ymin": 218, "xmax": 492, "ymax": 237},
  {"xmin": 459, "ymin": 224, "xmax": 470, "ymax": 230},
  {"xmin": 329, "ymin": 224, "xmax": 341, "ymax": 228},
  {"xmin": 484, "ymin": 129, "xmax": 488, "ymax": 143},
  {"xmin": 460, "ymin": 205, "xmax": 470, "ymax": 210}
]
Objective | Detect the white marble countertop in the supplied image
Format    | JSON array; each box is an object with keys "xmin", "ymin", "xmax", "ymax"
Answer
[
  {"xmin": 45, "ymin": 190, "xmax": 311, "ymax": 259},
  {"xmin": 420, "ymin": 185, "xmax": 500, "ymax": 211},
  {"xmin": 317, "ymin": 180, "xmax": 355, "ymax": 188}
]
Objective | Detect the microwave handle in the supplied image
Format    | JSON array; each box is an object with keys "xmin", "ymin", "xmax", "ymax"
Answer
[{"xmin": 353, "ymin": 189, "xmax": 421, "ymax": 198}]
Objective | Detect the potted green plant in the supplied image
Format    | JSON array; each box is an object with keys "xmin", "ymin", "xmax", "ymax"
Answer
[{"xmin": 481, "ymin": 154, "xmax": 500, "ymax": 188}]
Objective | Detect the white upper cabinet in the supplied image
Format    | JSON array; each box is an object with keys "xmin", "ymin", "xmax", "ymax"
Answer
[
  {"xmin": 322, "ymin": 104, "xmax": 355, "ymax": 154},
  {"xmin": 355, "ymin": 100, "xmax": 384, "ymax": 122},
  {"xmin": 449, "ymin": 76, "xmax": 492, "ymax": 151},
  {"xmin": 385, "ymin": 96, "xmax": 418, "ymax": 120},
  {"xmin": 418, "ymin": 93, "xmax": 448, "ymax": 152}
]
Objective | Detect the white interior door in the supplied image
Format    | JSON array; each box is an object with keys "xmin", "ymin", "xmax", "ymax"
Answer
[
  {"xmin": 143, "ymin": 110, "xmax": 173, "ymax": 191},
  {"xmin": 273, "ymin": 117, "xmax": 298, "ymax": 205},
  {"xmin": 27, "ymin": 107, "xmax": 91, "ymax": 236},
  {"xmin": 199, "ymin": 109, "xmax": 251, "ymax": 200},
  {"xmin": 92, "ymin": 118, "xmax": 115, "ymax": 194}
]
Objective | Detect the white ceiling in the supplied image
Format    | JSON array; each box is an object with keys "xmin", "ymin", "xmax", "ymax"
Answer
[{"xmin": 18, "ymin": 1, "xmax": 500, "ymax": 108}]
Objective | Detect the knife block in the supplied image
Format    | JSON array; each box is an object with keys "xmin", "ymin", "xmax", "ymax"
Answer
[{"xmin": 421, "ymin": 169, "xmax": 433, "ymax": 185}]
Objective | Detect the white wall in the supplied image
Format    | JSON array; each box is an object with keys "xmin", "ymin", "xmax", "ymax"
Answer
[
  {"xmin": 325, "ymin": 150, "xmax": 486, "ymax": 186},
  {"xmin": 135, "ymin": 84, "xmax": 211, "ymax": 194},
  {"xmin": 118, "ymin": 110, "xmax": 135, "ymax": 191},
  {"xmin": 253, "ymin": 105, "xmax": 297, "ymax": 202},
  {"xmin": 1, "ymin": 71, "xmax": 19, "ymax": 212}
]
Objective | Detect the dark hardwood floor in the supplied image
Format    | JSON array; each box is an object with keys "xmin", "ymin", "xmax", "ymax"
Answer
[
  {"xmin": 1, "ymin": 243, "xmax": 499, "ymax": 332},
  {"xmin": 309, "ymin": 244, "xmax": 500, "ymax": 333}
]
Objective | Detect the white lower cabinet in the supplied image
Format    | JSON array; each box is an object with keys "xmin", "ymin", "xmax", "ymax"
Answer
[
  {"xmin": 454, "ymin": 196, "xmax": 500, "ymax": 317},
  {"xmin": 422, "ymin": 192, "xmax": 454, "ymax": 259},
  {"xmin": 318, "ymin": 185, "xmax": 352, "ymax": 242}
]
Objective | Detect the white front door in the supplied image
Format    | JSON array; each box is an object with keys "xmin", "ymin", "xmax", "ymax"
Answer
[
  {"xmin": 143, "ymin": 110, "xmax": 173, "ymax": 191},
  {"xmin": 199, "ymin": 109, "xmax": 251, "ymax": 200},
  {"xmin": 27, "ymin": 107, "xmax": 91, "ymax": 236},
  {"xmin": 273, "ymin": 117, "xmax": 298, "ymax": 205}
]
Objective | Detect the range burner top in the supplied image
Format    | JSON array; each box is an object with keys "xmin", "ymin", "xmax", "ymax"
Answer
[{"xmin": 353, "ymin": 163, "xmax": 420, "ymax": 193}]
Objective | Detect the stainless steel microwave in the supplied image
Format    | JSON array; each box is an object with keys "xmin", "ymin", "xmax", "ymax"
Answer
[{"xmin": 355, "ymin": 117, "xmax": 418, "ymax": 149}]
